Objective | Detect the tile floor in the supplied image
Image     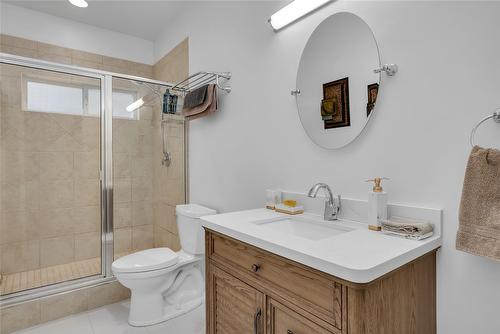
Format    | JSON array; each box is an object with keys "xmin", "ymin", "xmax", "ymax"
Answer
[
  {"xmin": 1, "ymin": 258, "xmax": 101, "ymax": 295},
  {"xmin": 12, "ymin": 300, "xmax": 205, "ymax": 334},
  {"xmin": 1, "ymin": 253, "xmax": 130, "ymax": 296}
]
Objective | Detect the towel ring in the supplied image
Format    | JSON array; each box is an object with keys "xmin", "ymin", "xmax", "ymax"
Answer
[{"xmin": 469, "ymin": 108, "xmax": 500, "ymax": 147}]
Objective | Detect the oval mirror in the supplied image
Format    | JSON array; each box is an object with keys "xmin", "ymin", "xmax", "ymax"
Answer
[{"xmin": 296, "ymin": 12, "xmax": 381, "ymax": 149}]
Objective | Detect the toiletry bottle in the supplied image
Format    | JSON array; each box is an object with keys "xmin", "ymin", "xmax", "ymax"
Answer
[
  {"xmin": 162, "ymin": 89, "xmax": 170, "ymax": 114},
  {"xmin": 366, "ymin": 177, "xmax": 389, "ymax": 231}
]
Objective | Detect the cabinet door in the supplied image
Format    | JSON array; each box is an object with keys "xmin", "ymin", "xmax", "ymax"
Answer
[
  {"xmin": 207, "ymin": 265, "xmax": 265, "ymax": 334},
  {"xmin": 267, "ymin": 298, "xmax": 335, "ymax": 334}
]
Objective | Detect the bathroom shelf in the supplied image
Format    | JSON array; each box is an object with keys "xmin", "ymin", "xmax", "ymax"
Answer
[{"xmin": 171, "ymin": 71, "xmax": 232, "ymax": 95}]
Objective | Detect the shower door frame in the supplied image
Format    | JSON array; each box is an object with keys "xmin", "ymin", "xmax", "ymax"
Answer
[{"xmin": 0, "ymin": 53, "xmax": 182, "ymax": 306}]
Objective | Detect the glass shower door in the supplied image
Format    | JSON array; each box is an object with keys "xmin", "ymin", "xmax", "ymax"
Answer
[{"xmin": 0, "ymin": 63, "xmax": 103, "ymax": 295}]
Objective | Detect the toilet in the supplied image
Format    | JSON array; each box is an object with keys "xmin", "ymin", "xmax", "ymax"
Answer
[{"xmin": 112, "ymin": 204, "xmax": 216, "ymax": 327}]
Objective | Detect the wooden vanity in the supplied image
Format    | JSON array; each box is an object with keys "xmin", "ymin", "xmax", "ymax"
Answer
[{"xmin": 205, "ymin": 230, "xmax": 436, "ymax": 334}]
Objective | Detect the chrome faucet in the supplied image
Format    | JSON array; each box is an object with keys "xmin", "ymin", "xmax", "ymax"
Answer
[{"xmin": 307, "ymin": 183, "xmax": 341, "ymax": 221}]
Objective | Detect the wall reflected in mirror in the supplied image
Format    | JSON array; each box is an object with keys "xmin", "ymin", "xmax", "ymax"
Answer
[{"xmin": 296, "ymin": 12, "xmax": 380, "ymax": 149}]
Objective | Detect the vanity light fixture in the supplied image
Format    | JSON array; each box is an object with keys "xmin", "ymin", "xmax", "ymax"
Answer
[
  {"xmin": 269, "ymin": 0, "xmax": 333, "ymax": 31},
  {"xmin": 68, "ymin": 0, "xmax": 88, "ymax": 8},
  {"xmin": 126, "ymin": 97, "xmax": 145, "ymax": 112}
]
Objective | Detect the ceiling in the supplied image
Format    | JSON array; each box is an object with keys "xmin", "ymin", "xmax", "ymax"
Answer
[{"xmin": 3, "ymin": 0, "xmax": 187, "ymax": 41}]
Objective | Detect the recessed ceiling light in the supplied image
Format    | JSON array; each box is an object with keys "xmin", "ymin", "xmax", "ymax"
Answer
[
  {"xmin": 269, "ymin": 0, "xmax": 332, "ymax": 31},
  {"xmin": 68, "ymin": 0, "xmax": 88, "ymax": 8}
]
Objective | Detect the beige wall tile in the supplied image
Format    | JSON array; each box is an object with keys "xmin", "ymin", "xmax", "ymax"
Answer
[
  {"xmin": 1, "ymin": 34, "xmax": 37, "ymax": 50},
  {"xmin": 113, "ymin": 152, "xmax": 131, "ymax": 178},
  {"xmin": 131, "ymin": 153, "xmax": 153, "ymax": 178},
  {"xmin": 114, "ymin": 202, "xmax": 131, "ymax": 228},
  {"xmin": 163, "ymin": 178, "xmax": 186, "ymax": 206},
  {"xmin": 74, "ymin": 179, "xmax": 100, "ymax": 206},
  {"xmin": 71, "ymin": 117, "xmax": 100, "ymax": 152},
  {"xmin": 0, "ymin": 45, "xmax": 38, "ymax": 59},
  {"xmin": 132, "ymin": 201, "xmax": 153, "ymax": 226},
  {"xmin": 37, "ymin": 52, "xmax": 72, "ymax": 65},
  {"xmin": 0, "ymin": 210, "xmax": 38, "ymax": 244},
  {"xmin": 1, "ymin": 151, "xmax": 39, "ymax": 184},
  {"xmin": 114, "ymin": 178, "xmax": 132, "ymax": 203},
  {"xmin": 40, "ymin": 236, "xmax": 74, "ymax": 267},
  {"xmin": 72, "ymin": 206, "xmax": 100, "ymax": 234},
  {"xmin": 153, "ymin": 203, "xmax": 177, "ymax": 233},
  {"xmin": 114, "ymin": 227, "xmax": 132, "ymax": 254},
  {"xmin": 39, "ymin": 152, "xmax": 73, "ymax": 180},
  {"xmin": 0, "ymin": 300, "xmax": 41, "ymax": 334},
  {"xmin": 153, "ymin": 38, "xmax": 189, "ymax": 83},
  {"xmin": 40, "ymin": 289, "xmax": 88, "ymax": 322},
  {"xmin": 132, "ymin": 177, "xmax": 152, "ymax": 202},
  {"xmin": 71, "ymin": 50, "xmax": 103, "ymax": 64},
  {"xmin": 37, "ymin": 42, "xmax": 72, "ymax": 57},
  {"xmin": 74, "ymin": 151, "xmax": 100, "ymax": 179},
  {"xmin": 87, "ymin": 281, "xmax": 130, "ymax": 310},
  {"xmin": 154, "ymin": 227, "xmax": 181, "ymax": 251},
  {"xmin": 38, "ymin": 208, "xmax": 74, "ymax": 238},
  {"xmin": 1, "ymin": 240, "xmax": 40, "ymax": 273},
  {"xmin": 74, "ymin": 232, "xmax": 100, "ymax": 260},
  {"xmin": 154, "ymin": 225, "xmax": 169, "ymax": 248},
  {"xmin": 132, "ymin": 225, "xmax": 153, "ymax": 252},
  {"xmin": 39, "ymin": 179, "xmax": 74, "ymax": 209}
]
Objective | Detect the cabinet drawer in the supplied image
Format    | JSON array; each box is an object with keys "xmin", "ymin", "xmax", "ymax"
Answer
[
  {"xmin": 268, "ymin": 298, "xmax": 335, "ymax": 334},
  {"xmin": 207, "ymin": 232, "xmax": 342, "ymax": 328}
]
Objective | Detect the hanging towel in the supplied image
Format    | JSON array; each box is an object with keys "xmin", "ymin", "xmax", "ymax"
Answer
[
  {"xmin": 456, "ymin": 146, "xmax": 500, "ymax": 261},
  {"xmin": 183, "ymin": 85, "xmax": 208, "ymax": 109},
  {"xmin": 182, "ymin": 84, "xmax": 217, "ymax": 120}
]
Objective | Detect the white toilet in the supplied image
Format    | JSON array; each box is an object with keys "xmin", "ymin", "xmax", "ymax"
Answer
[{"xmin": 112, "ymin": 204, "xmax": 216, "ymax": 327}]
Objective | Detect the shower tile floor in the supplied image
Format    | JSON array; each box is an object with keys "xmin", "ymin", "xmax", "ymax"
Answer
[
  {"xmin": 12, "ymin": 300, "xmax": 205, "ymax": 334},
  {"xmin": 1, "ymin": 253, "xmax": 129, "ymax": 295}
]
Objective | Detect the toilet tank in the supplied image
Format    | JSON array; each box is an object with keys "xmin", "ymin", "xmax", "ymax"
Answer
[{"xmin": 175, "ymin": 204, "xmax": 216, "ymax": 255}]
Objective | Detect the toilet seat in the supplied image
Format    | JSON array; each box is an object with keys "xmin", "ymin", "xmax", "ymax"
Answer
[{"xmin": 112, "ymin": 248, "xmax": 179, "ymax": 273}]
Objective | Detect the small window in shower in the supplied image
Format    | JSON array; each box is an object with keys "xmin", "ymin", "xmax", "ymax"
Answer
[
  {"xmin": 87, "ymin": 88, "xmax": 137, "ymax": 120},
  {"xmin": 24, "ymin": 78, "xmax": 138, "ymax": 120},
  {"xmin": 26, "ymin": 81, "xmax": 84, "ymax": 115}
]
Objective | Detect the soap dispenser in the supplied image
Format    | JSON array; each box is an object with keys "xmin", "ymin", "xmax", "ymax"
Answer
[{"xmin": 366, "ymin": 177, "xmax": 389, "ymax": 231}]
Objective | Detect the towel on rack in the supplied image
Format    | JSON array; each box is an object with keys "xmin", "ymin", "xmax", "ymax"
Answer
[
  {"xmin": 182, "ymin": 84, "xmax": 217, "ymax": 120},
  {"xmin": 456, "ymin": 146, "xmax": 500, "ymax": 261},
  {"xmin": 183, "ymin": 85, "xmax": 208, "ymax": 109}
]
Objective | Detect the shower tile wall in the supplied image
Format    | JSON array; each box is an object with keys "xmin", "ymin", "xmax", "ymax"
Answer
[
  {"xmin": 0, "ymin": 34, "xmax": 188, "ymax": 333},
  {"xmin": 112, "ymin": 83, "xmax": 156, "ymax": 257},
  {"xmin": 0, "ymin": 35, "xmax": 155, "ymax": 278},
  {"xmin": 152, "ymin": 38, "xmax": 189, "ymax": 250},
  {"xmin": 0, "ymin": 64, "xmax": 103, "ymax": 276}
]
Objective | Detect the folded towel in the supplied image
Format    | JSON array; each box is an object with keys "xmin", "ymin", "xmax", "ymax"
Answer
[
  {"xmin": 183, "ymin": 85, "xmax": 208, "ymax": 109},
  {"xmin": 381, "ymin": 217, "xmax": 433, "ymax": 236},
  {"xmin": 456, "ymin": 146, "xmax": 500, "ymax": 261},
  {"xmin": 182, "ymin": 84, "xmax": 217, "ymax": 120}
]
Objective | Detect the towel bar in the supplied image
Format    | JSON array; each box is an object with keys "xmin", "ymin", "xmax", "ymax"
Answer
[
  {"xmin": 469, "ymin": 109, "xmax": 500, "ymax": 147},
  {"xmin": 171, "ymin": 71, "xmax": 231, "ymax": 94}
]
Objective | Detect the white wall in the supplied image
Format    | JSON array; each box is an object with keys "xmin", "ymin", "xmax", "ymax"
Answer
[
  {"xmin": 0, "ymin": 3, "xmax": 155, "ymax": 64},
  {"xmin": 156, "ymin": 1, "xmax": 500, "ymax": 333}
]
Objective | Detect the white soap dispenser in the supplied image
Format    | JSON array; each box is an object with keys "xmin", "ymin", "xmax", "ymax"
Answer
[{"xmin": 366, "ymin": 177, "xmax": 389, "ymax": 231}]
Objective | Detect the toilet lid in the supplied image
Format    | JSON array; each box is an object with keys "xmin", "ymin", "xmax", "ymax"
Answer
[{"xmin": 112, "ymin": 248, "xmax": 179, "ymax": 273}]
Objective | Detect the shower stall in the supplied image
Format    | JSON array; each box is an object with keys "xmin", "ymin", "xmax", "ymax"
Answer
[{"xmin": 0, "ymin": 54, "xmax": 187, "ymax": 303}]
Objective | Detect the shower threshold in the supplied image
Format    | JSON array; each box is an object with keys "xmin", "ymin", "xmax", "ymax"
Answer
[{"xmin": 0, "ymin": 252, "xmax": 129, "ymax": 296}]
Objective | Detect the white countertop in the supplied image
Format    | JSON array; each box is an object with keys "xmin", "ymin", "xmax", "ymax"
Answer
[{"xmin": 201, "ymin": 208, "xmax": 441, "ymax": 283}]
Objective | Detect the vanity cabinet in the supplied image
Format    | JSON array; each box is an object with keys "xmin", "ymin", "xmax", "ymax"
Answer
[{"xmin": 205, "ymin": 230, "xmax": 436, "ymax": 334}]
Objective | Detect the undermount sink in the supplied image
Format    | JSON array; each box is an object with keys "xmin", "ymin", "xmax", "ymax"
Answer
[{"xmin": 253, "ymin": 216, "xmax": 351, "ymax": 241}]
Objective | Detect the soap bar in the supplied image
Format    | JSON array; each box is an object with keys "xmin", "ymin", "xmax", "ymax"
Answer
[
  {"xmin": 274, "ymin": 203, "xmax": 304, "ymax": 215},
  {"xmin": 282, "ymin": 199, "xmax": 297, "ymax": 207}
]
